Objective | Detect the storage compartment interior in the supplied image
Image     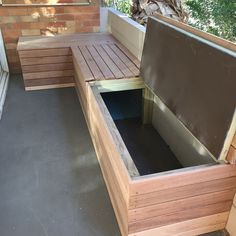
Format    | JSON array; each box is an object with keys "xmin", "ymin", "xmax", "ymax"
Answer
[{"xmin": 101, "ymin": 88, "xmax": 216, "ymax": 176}]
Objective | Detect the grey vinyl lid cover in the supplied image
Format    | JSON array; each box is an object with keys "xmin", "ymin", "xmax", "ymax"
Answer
[{"xmin": 140, "ymin": 17, "xmax": 236, "ymax": 159}]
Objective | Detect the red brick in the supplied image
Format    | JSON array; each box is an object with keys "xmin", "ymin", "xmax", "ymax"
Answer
[
  {"xmin": 56, "ymin": 14, "xmax": 75, "ymax": 21},
  {"xmin": 8, "ymin": 8, "xmax": 28, "ymax": 16},
  {"xmin": 83, "ymin": 20, "xmax": 100, "ymax": 27},
  {"xmin": 74, "ymin": 13, "xmax": 99, "ymax": 21}
]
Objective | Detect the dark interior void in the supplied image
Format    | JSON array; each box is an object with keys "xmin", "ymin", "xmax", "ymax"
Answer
[{"xmin": 101, "ymin": 90, "xmax": 183, "ymax": 175}]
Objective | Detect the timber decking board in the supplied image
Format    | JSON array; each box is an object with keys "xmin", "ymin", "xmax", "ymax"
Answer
[
  {"xmin": 86, "ymin": 45, "xmax": 114, "ymax": 79},
  {"xmin": 94, "ymin": 45, "xmax": 124, "ymax": 79},
  {"xmin": 73, "ymin": 43, "xmax": 139, "ymax": 81},
  {"xmin": 79, "ymin": 45, "xmax": 104, "ymax": 80}
]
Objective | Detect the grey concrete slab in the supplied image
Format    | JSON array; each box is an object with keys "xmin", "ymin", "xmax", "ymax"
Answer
[{"xmin": 0, "ymin": 75, "xmax": 120, "ymax": 236}]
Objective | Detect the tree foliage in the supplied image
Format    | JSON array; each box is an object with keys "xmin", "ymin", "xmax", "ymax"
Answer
[{"xmin": 185, "ymin": 0, "xmax": 236, "ymax": 42}]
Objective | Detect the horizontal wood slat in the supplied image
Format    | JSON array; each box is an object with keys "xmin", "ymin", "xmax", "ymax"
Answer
[
  {"xmin": 20, "ymin": 55, "xmax": 73, "ymax": 66},
  {"xmin": 128, "ymin": 201, "xmax": 232, "ymax": 233},
  {"xmin": 24, "ymin": 76, "xmax": 74, "ymax": 87},
  {"xmin": 23, "ymin": 70, "xmax": 74, "ymax": 80},
  {"xmin": 130, "ymin": 176, "xmax": 236, "ymax": 209},
  {"xmin": 19, "ymin": 48, "xmax": 71, "ymax": 58},
  {"xmin": 22, "ymin": 63, "xmax": 74, "ymax": 73},
  {"xmin": 128, "ymin": 212, "xmax": 228, "ymax": 236},
  {"xmin": 17, "ymin": 33, "xmax": 116, "ymax": 50},
  {"xmin": 128, "ymin": 189, "xmax": 236, "ymax": 222},
  {"xmin": 131, "ymin": 164, "xmax": 236, "ymax": 196}
]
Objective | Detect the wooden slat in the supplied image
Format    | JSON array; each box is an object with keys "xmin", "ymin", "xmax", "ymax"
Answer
[
  {"xmin": 94, "ymin": 45, "xmax": 124, "ymax": 79},
  {"xmin": 24, "ymin": 76, "xmax": 74, "ymax": 87},
  {"xmin": 128, "ymin": 201, "xmax": 232, "ymax": 233},
  {"xmin": 23, "ymin": 70, "xmax": 74, "ymax": 80},
  {"xmin": 102, "ymin": 44, "xmax": 134, "ymax": 77},
  {"xmin": 17, "ymin": 33, "xmax": 116, "ymax": 50},
  {"xmin": 108, "ymin": 44, "xmax": 139, "ymax": 76},
  {"xmin": 128, "ymin": 212, "xmax": 228, "ymax": 236},
  {"xmin": 131, "ymin": 164, "xmax": 236, "ymax": 195},
  {"xmin": 79, "ymin": 46, "xmax": 104, "ymax": 80},
  {"xmin": 18, "ymin": 48, "xmax": 71, "ymax": 58},
  {"xmin": 22, "ymin": 63, "xmax": 73, "ymax": 73},
  {"xmin": 20, "ymin": 55, "xmax": 72, "ymax": 66},
  {"xmin": 71, "ymin": 46, "xmax": 94, "ymax": 81},
  {"xmin": 87, "ymin": 45, "xmax": 114, "ymax": 79},
  {"xmin": 130, "ymin": 176, "xmax": 236, "ymax": 209},
  {"xmin": 115, "ymin": 42, "xmax": 141, "ymax": 68},
  {"xmin": 25, "ymin": 83, "xmax": 75, "ymax": 91},
  {"xmin": 128, "ymin": 189, "xmax": 236, "ymax": 222}
]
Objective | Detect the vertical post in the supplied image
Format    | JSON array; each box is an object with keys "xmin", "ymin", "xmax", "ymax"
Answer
[{"xmin": 142, "ymin": 87, "xmax": 154, "ymax": 124}]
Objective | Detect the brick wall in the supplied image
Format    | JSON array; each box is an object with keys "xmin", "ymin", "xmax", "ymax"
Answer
[{"xmin": 0, "ymin": 2, "xmax": 100, "ymax": 73}]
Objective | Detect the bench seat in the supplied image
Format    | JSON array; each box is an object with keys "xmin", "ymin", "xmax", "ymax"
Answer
[{"xmin": 17, "ymin": 33, "xmax": 140, "ymax": 90}]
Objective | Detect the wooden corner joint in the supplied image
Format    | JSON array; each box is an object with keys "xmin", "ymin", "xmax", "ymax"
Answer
[{"xmin": 226, "ymin": 134, "xmax": 236, "ymax": 164}]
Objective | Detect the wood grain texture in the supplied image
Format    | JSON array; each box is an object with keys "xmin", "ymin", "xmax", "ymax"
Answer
[
  {"xmin": 22, "ymin": 63, "xmax": 74, "ymax": 73},
  {"xmin": 24, "ymin": 77, "xmax": 74, "ymax": 87},
  {"xmin": 17, "ymin": 33, "xmax": 115, "ymax": 50},
  {"xmin": 130, "ymin": 164, "xmax": 236, "ymax": 195},
  {"xmin": 129, "ymin": 212, "xmax": 229, "ymax": 236},
  {"xmin": 19, "ymin": 48, "xmax": 71, "ymax": 58},
  {"xmin": 226, "ymin": 204, "xmax": 236, "ymax": 236},
  {"xmin": 20, "ymin": 55, "xmax": 73, "ymax": 66},
  {"xmin": 25, "ymin": 83, "xmax": 75, "ymax": 91},
  {"xmin": 129, "ymin": 176, "xmax": 236, "ymax": 209},
  {"xmin": 23, "ymin": 70, "xmax": 74, "ymax": 80},
  {"xmin": 88, "ymin": 85, "xmax": 132, "ymax": 235},
  {"xmin": 128, "ymin": 189, "xmax": 236, "ymax": 222},
  {"xmin": 129, "ymin": 201, "xmax": 232, "ymax": 233}
]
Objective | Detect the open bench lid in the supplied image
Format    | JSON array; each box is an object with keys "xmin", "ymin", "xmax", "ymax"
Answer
[{"xmin": 140, "ymin": 16, "xmax": 236, "ymax": 160}]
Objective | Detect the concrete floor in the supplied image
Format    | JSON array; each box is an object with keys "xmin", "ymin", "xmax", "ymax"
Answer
[
  {"xmin": 0, "ymin": 75, "xmax": 120, "ymax": 236},
  {"xmin": 0, "ymin": 75, "xmax": 227, "ymax": 236}
]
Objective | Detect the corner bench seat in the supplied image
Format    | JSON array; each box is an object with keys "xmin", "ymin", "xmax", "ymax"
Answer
[
  {"xmin": 17, "ymin": 26, "xmax": 236, "ymax": 236},
  {"xmin": 17, "ymin": 33, "xmax": 140, "ymax": 90}
]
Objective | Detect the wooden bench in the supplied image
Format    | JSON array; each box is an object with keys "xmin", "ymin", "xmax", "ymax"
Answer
[
  {"xmin": 17, "ymin": 17, "xmax": 236, "ymax": 236},
  {"xmin": 17, "ymin": 33, "xmax": 140, "ymax": 91}
]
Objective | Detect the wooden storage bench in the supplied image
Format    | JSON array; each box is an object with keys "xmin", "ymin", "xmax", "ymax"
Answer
[
  {"xmin": 72, "ymin": 17, "xmax": 236, "ymax": 236},
  {"xmin": 17, "ymin": 16, "xmax": 236, "ymax": 236}
]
